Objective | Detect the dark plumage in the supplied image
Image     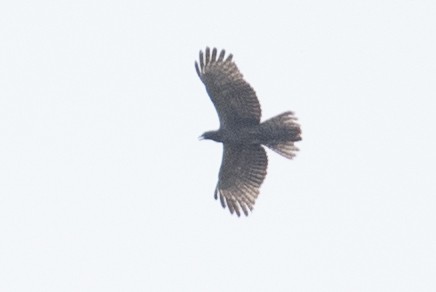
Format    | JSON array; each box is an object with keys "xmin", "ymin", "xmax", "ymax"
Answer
[{"xmin": 196, "ymin": 47, "xmax": 302, "ymax": 216}]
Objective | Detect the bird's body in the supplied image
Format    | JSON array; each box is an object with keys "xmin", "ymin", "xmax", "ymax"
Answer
[
  {"xmin": 202, "ymin": 126, "xmax": 266, "ymax": 144},
  {"xmin": 202, "ymin": 114, "xmax": 299, "ymax": 146},
  {"xmin": 196, "ymin": 47, "xmax": 302, "ymax": 216}
]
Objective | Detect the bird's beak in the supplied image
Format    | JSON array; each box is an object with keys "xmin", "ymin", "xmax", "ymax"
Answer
[{"xmin": 198, "ymin": 135, "xmax": 204, "ymax": 141}]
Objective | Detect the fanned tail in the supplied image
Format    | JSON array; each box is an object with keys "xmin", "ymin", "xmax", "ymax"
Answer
[{"xmin": 260, "ymin": 111, "xmax": 302, "ymax": 159}]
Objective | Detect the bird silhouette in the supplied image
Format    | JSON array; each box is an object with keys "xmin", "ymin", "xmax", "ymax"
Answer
[{"xmin": 196, "ymin": 47, "xmax": 302, "ymax": 216}]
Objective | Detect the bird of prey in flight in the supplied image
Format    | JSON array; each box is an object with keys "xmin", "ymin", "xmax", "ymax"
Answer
[{"xmin": 196, "ymin": 47, "xmax": 302, "ymax": 216}]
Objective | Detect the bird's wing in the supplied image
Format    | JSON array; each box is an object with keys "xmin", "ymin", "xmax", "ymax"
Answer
[
  {"xmin": 195, "ymin": 47, "xmax": 261, "ymax": 129},
  {"xmin": 215, "ymin": 144, "xmax": 268, "ymax": 216}
]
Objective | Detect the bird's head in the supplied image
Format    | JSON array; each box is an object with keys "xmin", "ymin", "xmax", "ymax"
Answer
[{"xmin": 199, "ymin": 130, "xmax": 222, "ymax": 142}]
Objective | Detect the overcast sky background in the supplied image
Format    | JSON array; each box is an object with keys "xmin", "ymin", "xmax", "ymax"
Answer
[{"xmin": 1, "ymin": 1, "xmax": 435, "ymax": 291}]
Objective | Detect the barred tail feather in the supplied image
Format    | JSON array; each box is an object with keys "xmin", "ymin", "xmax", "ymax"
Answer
[{"xmin": 260, "ymin": 111, "xmax": 302, "ymax": 159}]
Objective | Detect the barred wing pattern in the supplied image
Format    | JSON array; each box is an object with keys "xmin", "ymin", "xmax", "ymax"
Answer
[
  {"xmin": 195, "ymin": 47, "xmax": 261, "ymax": 129},
  {"xmin": 215, "ymin": 144, "xmax": 268, "ymax": 216}
]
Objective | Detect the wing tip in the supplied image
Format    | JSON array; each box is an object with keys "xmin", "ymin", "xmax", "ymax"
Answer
[
  {"xmin": 197, "ymin": 47, "xmax": 231, "ymax": 64},
  {"xmin": 215, "ymin": 188, "xmax": 254, "ymax": 217}
]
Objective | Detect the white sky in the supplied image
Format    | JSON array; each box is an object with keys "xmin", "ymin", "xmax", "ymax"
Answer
[{"xmin": 1, "ymin": 1, "xmax": 435, "ymax": 291}]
